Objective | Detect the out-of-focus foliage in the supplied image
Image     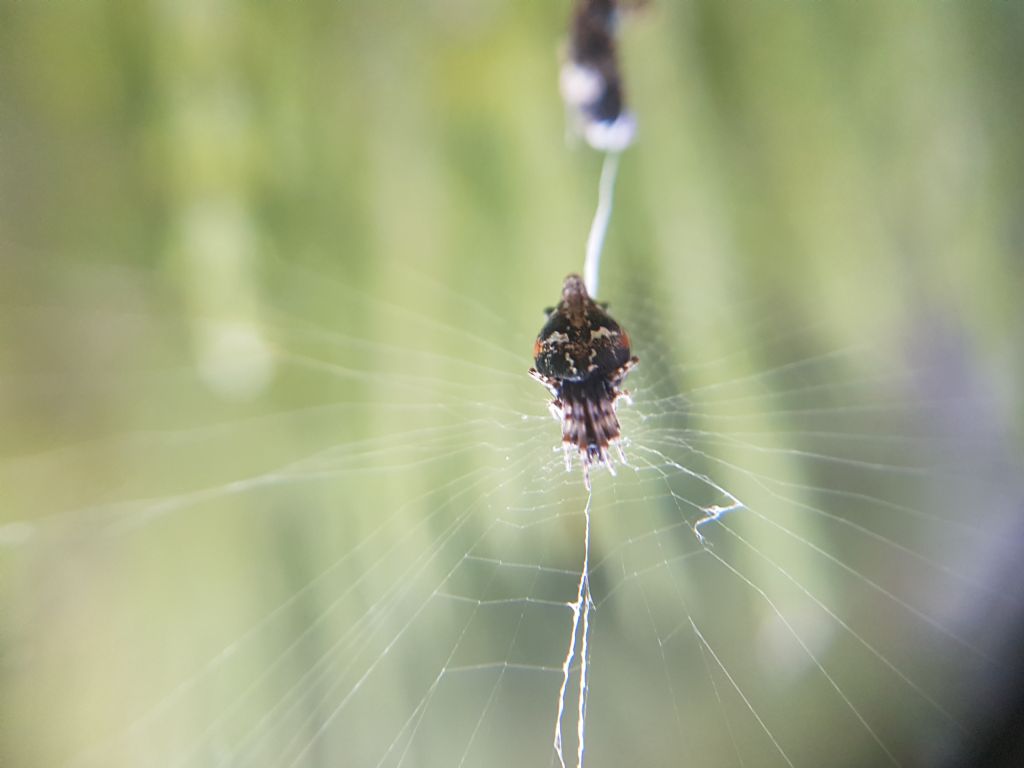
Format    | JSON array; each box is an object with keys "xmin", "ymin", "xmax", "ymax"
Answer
[{"xmin": 1, "ymin": 2, "xmax": 1022, "ymax": 767}]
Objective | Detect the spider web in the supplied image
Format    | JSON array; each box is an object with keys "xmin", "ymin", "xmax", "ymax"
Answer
[{"xmin": 2, "ymin": 255, "xmax": 1022, "ymax": 768}]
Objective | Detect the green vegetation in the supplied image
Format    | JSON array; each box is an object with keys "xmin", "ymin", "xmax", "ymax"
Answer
[{"xmin": 1, "ymin": 2, "xmax": 1021, "ymax": 767}]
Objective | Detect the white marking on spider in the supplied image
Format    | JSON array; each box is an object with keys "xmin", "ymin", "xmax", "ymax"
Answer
[
  {"xmin": 563, "ymin": 352, "xmax": 578, "ymax": 375},
  {"xmin": 583, "ymin": 113, "xmax": 636, "ymax": 153},
  {"xmin": 560, "ymin": 62, "xmax": 604, "ymax": 109}
]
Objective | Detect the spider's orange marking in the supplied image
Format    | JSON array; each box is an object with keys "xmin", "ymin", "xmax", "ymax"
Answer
[
  {"xmin": 618, "ymin": 330, "xmax": 631, "ymax": 350},
  {"xmin": 533, "ymin": 338, "xmax": 543, "ymax": 358}
]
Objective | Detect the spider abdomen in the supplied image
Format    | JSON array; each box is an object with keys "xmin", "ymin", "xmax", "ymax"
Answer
[
  {"xmin": 529, "ymin": 274, "xmax": 638, "ymax": 487},
  {"xmin": 533, "ymin": 309, "xmax": 632, "ymax": 383}
]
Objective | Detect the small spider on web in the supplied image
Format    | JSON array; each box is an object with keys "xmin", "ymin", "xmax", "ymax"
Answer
[{"xmin": 530, "ymin": 274, "xmax": 638, "ymax": 489}]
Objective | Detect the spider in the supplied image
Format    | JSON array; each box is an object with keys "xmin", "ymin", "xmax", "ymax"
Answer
[{"xmin": 529, "ymin": 274, "xmax": 638, "ymax": 488}]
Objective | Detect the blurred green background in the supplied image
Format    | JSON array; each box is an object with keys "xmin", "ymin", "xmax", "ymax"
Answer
[{"xmin": 2, "ymin": 2, "xmax": 1023, "ymax": 767}]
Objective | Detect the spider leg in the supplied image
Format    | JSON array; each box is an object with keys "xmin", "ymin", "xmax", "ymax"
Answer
[
  {"xmin": 614, "ymin": 441, "xmax": 627, "ymax": 465},
  {"xmin": 529, "ymin": 368, "xmax": 561, "ymax": 399},
  {"xmin": 548, "ymin": 399, "xmax": 564, "ymax": 422},
  {"xmin": 611, "ymin": 356, "xmax": 639, "ymax": 386}
]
